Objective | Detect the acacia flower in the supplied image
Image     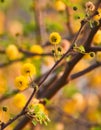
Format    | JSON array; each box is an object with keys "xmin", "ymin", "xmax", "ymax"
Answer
[
  {"xmin": 93, "ymin": 8, "xmax": 101, "ymax": 21},
  {"xmin": 55, "ymin": 0, "xmax": 66, "ymax": 11},
  {"xmin": 21, "ymin": 63, "xmax": 36, "ymax": 77},
  {"xmin": 13, "ymin": 93, "xmax": 26, "ymax": 108},
  {"xmin": 30, "ymin": 45, "xmax": 43, "ymax": 59},
  {"xmin": 6, "ymin": 44, "xmax": 19, "ymax": 60},
  {"xmin": 15, "ymin": 75, "xmax": 28, "ymax": 90},
  {"xmin": 49, "ymin": 32, "xmax": 61, "ymax": 45},
  {"xmin": 93, "ymin": 30, "xmax": 101, "ymax": 45}
]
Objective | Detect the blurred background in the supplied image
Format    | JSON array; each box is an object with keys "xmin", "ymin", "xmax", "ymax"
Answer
[{"xmin": 0, "ymin": 0, "xmax": 101, "ymax": 130}]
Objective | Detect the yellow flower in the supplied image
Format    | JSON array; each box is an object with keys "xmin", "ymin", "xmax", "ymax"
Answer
[
  {"xmin": 0, "ymin": 11, "xmax": 5, "ymax": 35},
  {"xmin": 30, "ymin": 45, "xmax": 43, "ymax": 59},
  {"xmin": 6, "ymin": 44, "xmax": 19, "ymax": 60},
  {"xmin": 87, "ymin": 109, "xmax": 100, "ymax": 123},
  {"xmin": 29, "ymin": 103, "xmax": 48, "ymax": 115},
  {"xmin": 63, "ymin": 100, "xmax": 77, "ymax": 115},
  {"xmin": 93, "ymin": 30, "xmax": 101, "ymax": 45},
  {"xmin": 93, "ymin": 8, "xmax": 101, "ymax": 21},
  {"xmin": 49, "ymin": 32, "xmax": 61, "ymax": 45},
  {"xmin": 0, "ymin": 75, "xmax": 7, "ymax": 94},
  {"xmin": 21, "ymin": 63, "xmax": 36, "ymax": 77},
  {"xmin": 13, "ymin": 93, "xmax": 26, "ymax": 108},
  {"xmin": 96, "ymin": 52, "xmax": 101, "ymax": 61},
  {"xmin": 55, "ymin": 0, "xmax": 66, "ymax": 11},
  {"xmin": 72, "ymin": 20, "xmax": 81, "ymax": 33},
  {"xmin": 15, "ymin": 75, "xmax": 28, "ymax": 90}
]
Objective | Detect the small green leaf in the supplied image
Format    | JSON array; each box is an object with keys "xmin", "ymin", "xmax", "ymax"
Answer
[
  {"xmin": 79, "ymin": 45, "xmax": 85, "ymax": 53},
  {"xmin": 66, "ymin": 55, "xmax": 72, "ymax": 62},
  {"xmin": 89, "ymin": 20, "xmax": 94, "ymax": 28},
  {"xmin": 32, "ymin": 120, "xmax": 37, "ymax": 126}
]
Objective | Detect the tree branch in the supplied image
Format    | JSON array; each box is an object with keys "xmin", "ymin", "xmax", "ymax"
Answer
[{"xmin": 70, "ymin": 61, "xmax": 101, "ymax": 80}]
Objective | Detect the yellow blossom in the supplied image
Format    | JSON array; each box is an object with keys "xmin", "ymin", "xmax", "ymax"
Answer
[
  {"xmin": 72, "ymin": 20, "xmax": 81, "ymax": 33},
  {"xmin": 63, "ymin": 100, "xmax": 77, "ymax": 115},
  {"xmin": 30, "ymin": 45, "xmax": 43, "ymax": 59},
  {"xmin": 15, "ymin": 75, "xmax": 28, "ymax": 90},
  {"xmin": 96, "ymin": 52, "xmax": 101, "ymax": 61},
  {"xmin": 49, "ymin": 32, "xmax": 61, "ymax": 45},
  {"xmin": 93, "ymin": 30, "xmax": 101, "ymax": 45},
  {"xmin": 87, "ymin": 109, "xmax": 101, "ymax": 123},
  {"xmin": 55, "ymin": 0, "xmax": 66, "ymax": 11},
  {"xmin": 0, "ymin": 11, "xmax": 5, "ymax": 35},
  {"xmin": 72, "ymin": 93, "xmax": 86, "ymax": 112},
  {"xmin": 29, "ymin": 103, "xmax": 48, "ymax": 115},
  {"xmin": 0, "ymin": 75, "xmax": 7, "ymax": 94},
  {"xmin": 6, "ymin": 44, "xmax": 19, "ymax": 60},
  {"xmin": 13, "ymin": 93, "xmax": 26, "ymax": 108},
  {"xmin": 93, "ymin": 8, "xmax": 101, "ymax": 21},
  {"xmin": 21, "ymin": 63, "xmax": 36, "ymax": 77}
]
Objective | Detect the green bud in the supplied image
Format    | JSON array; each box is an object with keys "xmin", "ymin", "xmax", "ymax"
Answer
[
  {"xmin": 73, "ymin": 6, "xmax": 78, "ymax": 11},
  {"xmin": 57, "ymin": 47, "xmax": 62, "ymax": 52},
  {"xmin": 1, "ymin": 0, "xmax": 4, "ymax": 2},
  {"xmin": 2, "ymin": 106, "xmax": 8, "ymax": 112},
  {"xmin": 52, "ymin": 50, "xmax": 55, "ymax": 54},
  {"xmin": 89, "ymin": 52, "xmax": 95, "ymax": 57}
]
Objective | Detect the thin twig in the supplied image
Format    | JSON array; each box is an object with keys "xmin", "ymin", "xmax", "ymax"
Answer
[{"xmin": 70, "ymin": 61, "xmax": 101, "ymax": 80}]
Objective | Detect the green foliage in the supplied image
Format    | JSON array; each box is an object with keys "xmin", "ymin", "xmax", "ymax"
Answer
[
  {"xmin": 27, "ymin": 104, "xmax": 50, "ymax": 126},
  {"xmin": 0, "ymin": 0, "xmax": 12, "ymax": 10},
  {"xmin": 32, "ymin": 59, "xmax": 41, "ymax": 76},
  {"xmin": 62, "ymin": 0, "xmax": 72, "ymax": 7},
  {"xmin": 91, "ymin": 126, "xmax": 101, "ymax": 130},
  {"xmin": 63, "ymin": 83, "xmax": 79, "ymax": 98},
  {"xmin": 19, "ymin": 0, "xmax": 32, "ymax": 12},
  {"xmin": 73, "ymin": 43, "xmax": 86, "ymax": 54},
  {"xmin": 45, "ymin": 19, "xmax": 64, "ymax": 32},
  {"xmin": 89, "ymin": 20, "xmax": 99, "ymax": 29},
  {"xmin": 74, "ymin": 12, "xmax": 85, "ymax": 20},
  {"xmin": 23, "ymin": 22, "xmax": 37, "ymax": 35}
]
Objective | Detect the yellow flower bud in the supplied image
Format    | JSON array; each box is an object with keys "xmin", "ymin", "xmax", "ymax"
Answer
[
  {"xmin": 55, "ymin": 0, "xmax": 66, "ymax": 11},
  {"xmin": 6, "ymin": 44, "xmax": 19, "ymax": 60},
  {"xmin": 30, "ymin": 45, "xmax": 43, "ymax": 59},
  {"xmin": 49, "ymin": 32, "xmax": 61, "ymax": 45},
  {"xmin": 21, "ymin": 63, "xmax": 36, "ymax": 77},
  {"xmin": 15, "ymin": 75, "xmax": 28, "ymax": 90},
  {"xmin": 93, "ymin": 30, "xmax": 101, "ymax": 45},
  {"xmin": 13, "ymin": 93, "xmax": 26, "ymax": 108}
]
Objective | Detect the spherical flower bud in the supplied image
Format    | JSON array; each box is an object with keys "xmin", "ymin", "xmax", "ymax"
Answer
[
  {"xmin": 13, "ymin": 93, "xmax": 26, "ymax": 108},
  {"xmin": 15, "ymin": 75, "xmax": 28, "ymax": 90},
  {"xmin": 49, "ymin": 32, "xmax": 61, "ymax": 45},
  {"xmin": 93, "ymin": 8, "xmax": 101, "ymax": 21},
  {"xmin": 6, "ymin": 44, "xmax": 19, "ymax": 60},
  {"xmin": 93, "ymin": 30, "xmax": 101, "ymax": 45},
  {"xmin": 89, "ymin": 52, "xmax": 95, "ymax": 57},
  {"xmin": 73, "ymin": 6, "xmax": 78, "ymax": 11},
  {"xmin": 21, "ymin": 63, "xmax": 36, "ymax": 77},
  {"xmin": 55, "ymin": 0, "xmax": 66, "ymax": 11},
  {"xmin": 30, "ymin": 45, "xmax": 43, "ymax": 59}
]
